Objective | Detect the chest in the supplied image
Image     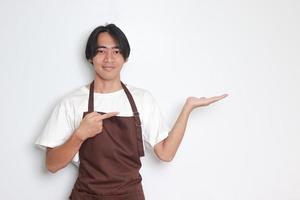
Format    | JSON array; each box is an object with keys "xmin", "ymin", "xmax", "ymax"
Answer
[{"xmin": 72, "ymin": 94, "xmax": 145, "ymax": 130}]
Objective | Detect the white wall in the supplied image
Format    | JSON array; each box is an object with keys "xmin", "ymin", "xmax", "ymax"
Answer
[{"xmin": 0, "ymin": 0, "xmax": 299, "ymax": 199}]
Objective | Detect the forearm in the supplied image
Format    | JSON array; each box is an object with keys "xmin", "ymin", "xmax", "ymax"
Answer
[
  {"xmin": 156, "ymin": 103, "xmax": 192, "ymax": 161},
  {"xmin": 46, "ymin": 130, "xmax": 83, "ymax": 173}
]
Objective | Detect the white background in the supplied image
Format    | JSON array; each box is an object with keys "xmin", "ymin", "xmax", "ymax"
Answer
[{"xmin": 0, "ymin": 0, "xmax": 299, "ymax": 199}]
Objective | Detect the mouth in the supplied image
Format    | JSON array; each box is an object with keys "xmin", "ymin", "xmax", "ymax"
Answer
[{"xmin": 102, "ymin": 66, "xmax": 115, "ymax": 71}]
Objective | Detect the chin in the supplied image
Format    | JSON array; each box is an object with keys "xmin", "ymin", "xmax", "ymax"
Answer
[{"xmin": 95, "ymin": 74, "xmax": 119, "ymax": 81}]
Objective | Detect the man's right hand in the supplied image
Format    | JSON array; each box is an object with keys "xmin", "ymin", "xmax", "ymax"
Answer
[
  {"xmin": 75, "ymin": 111, "xmax": 119, "ymax": 141},
  {"xmin": 46, "ymin": 111, "xmax": 119, "ymax": 173}
]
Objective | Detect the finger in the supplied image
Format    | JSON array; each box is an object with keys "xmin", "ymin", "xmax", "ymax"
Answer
[
  {"xmin": 84, "ymin": 112, "xmax": 97, "ymax": 119},
  {"xmin": 208, "ymin": 94, "xmax": 228, "ymax": 103},
  {"xmin": 220, "ymin": 94, "xmax": 229, "ymax": 98},
  {"xmin": 85, "ymin": 112, "xmax": 100, "ymax": 120},
  {"xmin": 99, "ymin": 112, "xmax": 119, "ymax": 120},
  {"xmin": 212, "ymin": 94, "xmax": 228, "ymax": 100},
  {"xmin": 96, "ymin": 127, "xmax": 103, "ymax": 134}
]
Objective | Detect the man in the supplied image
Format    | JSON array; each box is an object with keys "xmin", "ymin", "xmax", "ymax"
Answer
[{"xmin": 35, "ymin": 23, "xmax": 228, "ymax": 200}]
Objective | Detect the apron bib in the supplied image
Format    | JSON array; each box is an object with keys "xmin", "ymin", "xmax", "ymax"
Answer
[{"xmin": 69, "ymin": 80, "xmax": 145, "ymax": 200}]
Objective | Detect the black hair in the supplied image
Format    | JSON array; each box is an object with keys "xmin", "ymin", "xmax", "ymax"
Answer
[{"xmin": 85, "ymin": 24, "xmax": 130, "ymax": 62}]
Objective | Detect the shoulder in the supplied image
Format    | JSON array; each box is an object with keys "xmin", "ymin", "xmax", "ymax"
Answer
[
  {"xmin": 125, "ymin": 84, "xmax": 155, "ymax": 102},
  {"xmin": 64, "ymin": 84, "xmax": 89, "ymax": 100},
  {"xmin": 125, "ymin": 84, "xmax": 159, "ymax": 112},
  {"xmin": 55, "ymin": 84, "xmax": 89, "ymax": 110}
]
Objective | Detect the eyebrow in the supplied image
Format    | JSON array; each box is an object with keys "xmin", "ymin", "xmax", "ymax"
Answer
[{"xmin": 96, "ymin": 45, "xmax": 120, "ymax": 49}]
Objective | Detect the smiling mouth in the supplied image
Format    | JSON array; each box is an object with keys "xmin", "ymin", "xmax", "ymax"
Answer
[{"xmin": 102, "ymin": 66, "xmax": 114, "ymax": 71}]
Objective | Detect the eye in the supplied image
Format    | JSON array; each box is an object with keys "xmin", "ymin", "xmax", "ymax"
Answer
[
  {"xmin": 96, "ymin": 49, "xmax": 105, "ymax": 54},
  {"xmin": 113, "ymin": 50, "xmax": 120, "ymax": 54}
]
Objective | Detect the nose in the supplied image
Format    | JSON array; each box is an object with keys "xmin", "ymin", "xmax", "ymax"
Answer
[{"xmin": 104, "ymin": 51, "xmax": 113, "ymax": 62}]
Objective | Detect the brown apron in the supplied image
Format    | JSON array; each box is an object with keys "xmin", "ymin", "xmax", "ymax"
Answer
[{"xmin": 69, "ymin": 80, "xmax": 145, "ymax": 200}]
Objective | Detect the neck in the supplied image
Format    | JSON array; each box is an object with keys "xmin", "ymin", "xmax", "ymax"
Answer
[{"xmin": 92, "ymin": 76, "xmax": 122, "ymax": 93}]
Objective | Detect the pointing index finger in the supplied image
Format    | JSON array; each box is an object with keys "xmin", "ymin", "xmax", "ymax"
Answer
[{"xmin": 99, "ymin": 112, "xmax": 119, "ymax": 120}]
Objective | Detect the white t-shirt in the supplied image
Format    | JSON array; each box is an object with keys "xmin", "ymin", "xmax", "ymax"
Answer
[{"xmin": 35, "ymin": 83, "xmax": 170, "ymax": 167}]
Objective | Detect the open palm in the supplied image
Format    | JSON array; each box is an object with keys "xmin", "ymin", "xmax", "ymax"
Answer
[{"xmin": 186, "ymin": 94, "xmax": 228, "ymax": 109}]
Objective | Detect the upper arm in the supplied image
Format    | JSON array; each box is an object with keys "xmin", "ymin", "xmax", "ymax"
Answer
[
  {"xmin": 45, "ymin": 147, "xmax": 53, "ymax": 161},
  {"xmin": 46, "ymin": 147, "xmax": 53, "ymax": 154},
  {"xmin": 140, "ymin": 91, "xmax": 170, "ymax": 149},
  {"xmin": 35, "ymin": 99, "xmax": 74, "ymax": 150}
]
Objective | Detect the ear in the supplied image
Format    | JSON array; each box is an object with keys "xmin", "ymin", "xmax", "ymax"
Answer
[{"xmin": 88, "ymin": 59, "xmax": 93, "ymax": 64}]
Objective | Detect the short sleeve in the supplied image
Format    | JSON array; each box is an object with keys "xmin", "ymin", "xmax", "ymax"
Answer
[
  {"xmin": 34, "ymin": 98, "xmax": 75, "ymax": 151},
  {"xmin": 141, "ymin": 91, "xmax": 170, "ymax": 148}
]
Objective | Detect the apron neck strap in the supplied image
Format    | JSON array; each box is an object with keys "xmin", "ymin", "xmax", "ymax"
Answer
[
  {"xmin": 121, "ymin": 82, "xmax": 141, "ymax": 126},
  {"xmin": 88, "ymin": 80, "xmax": 95, "ymax": 112}
]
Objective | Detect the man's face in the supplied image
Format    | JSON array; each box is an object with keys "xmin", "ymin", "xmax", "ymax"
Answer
[{"xmin": 91, "ymin": 32, "xmax": 126, "ymax": 81}]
